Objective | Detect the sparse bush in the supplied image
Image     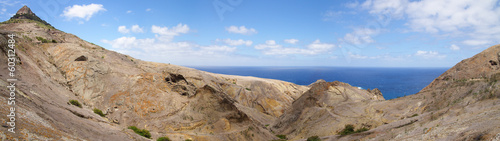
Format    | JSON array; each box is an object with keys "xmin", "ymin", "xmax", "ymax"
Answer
[
  {"xmin": 93, "ymin": 108, "xmax": 105, "ymax": 117},
  {"xmin": 51, "ymin": 39, "xmax": 57, "ymax": 43},
  {"xmin": 36, "ymin": 36, "xmax": 48, "ymax": 43},
  {"xmin": 69, "ymin": 100, "xmax": 82, "ymax": 108},
  {"xmin": 246, "ymin": 88, "xmax": 251, "ymax": 91},
  {"xmin": 11, "ymin": 13, "xmax": 52, "ymax": 27},
  {"xmin": 356, "ymin": 127, "xmax": 369, "ymax": 133},
  {"xmin": 276, "ymin": 134, "xmax": 286, "ymax": 139},
  {"xmin": 411, "ymin": 114, "xmax": 419, "ymax": 117},
  {"xmin": 23, "ymin": 35, "xmax": 32, "ymax": 42},
  {"xmin": 128, "ymin": 126, "xmax": 151, "ymax": 139},
  {"xmin": 157, "ymin": 136, "xmax": 171, "ymax": 141},
  {"xmin": 307, "ymin": 135, "xmax": 321, "ymax": 141},
  {"xmin": 185, "ymin": 139, "xmax": 192, "ymax": 141},
  {"xmin": 339, "ymin": 124, "xmax": 369, "ymax": 136},
  {"xmin": 339, "ymin": 124, "xmax": 355, "ymax": 135}
]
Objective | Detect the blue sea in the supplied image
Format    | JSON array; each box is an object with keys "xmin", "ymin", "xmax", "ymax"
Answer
[{"xmin": 191, "ymin": 66, "xmax": 449, "ymax": 100}]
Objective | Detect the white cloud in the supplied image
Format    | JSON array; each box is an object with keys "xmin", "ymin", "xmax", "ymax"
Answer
[
  {"xmin": 345, "ymin": 1, "xmax": 360, "ymax": 8},
  {"xmin": 118, "ymin": 26, "xmax": 129, "ymax": 34},
  {"xmin": 341, "ymin": 28, "xmax": 378, "ymax": 45},
  {"xmin": 126, "ymin": 10, "xmax": 132, "ymax": 14},
  {"xmin": 284, "ymin": 39, "xmax": 299, "ymax": 44},
  {"xmin": 255, "ymin": 39, "xmax": 335, "ymax": 55},
  {"xmin": 362, "ymin": 0, "xmax": 500, "ymax": 47},
  {"xmin": 151, "ymin": 24, "xmax": 190, "ymax": 42},
  {"xmin": 307, "ymin": 39, "xmax": 336, "ymax": 52},
  {"xmin": 102, "ymin": 37, "xmax": 236, "ymax": 57},
  {"xmin": 415, "ymin": 50, "xmax": 446, "ymax": 59},
  {"xmin": 216, "ymin": 39, "xmax": 253, "ymax": 46},
  {"xmin": 449, "ymin": 44, "xmax": 460, "ymax": 51},
  {"xmin": 226, "ymin": 26, "xmax": 258, "ymax": 35},
  {"xmin": 131, "ymin": 25, "xmax": 144, "ymax": 33},
  {"xmin": 101, "ymin": 37, "xmax": 153, "ymax": 49},
  {"xmin": 101, "ymin": 23, "xmax": 237, "ymax": 62},
  {"xmin": 146, "ymin": 8, "xmax": 151, "ymax": 12},
  {"xmin": 347, "ymin": 52, "xmax": 383, "ymax": 59},
  {"xmin": 462, "ymin": 39, "xmax": 491, "ymax": 46},
  {"xmin": 152, "ymin": 24, "xmax": 189, "ymax": 36},
  {"xmin": 361, "ymin": 0, "xmax": 408, "ymax": 18},
  {"xmin": 62, "ymin": 4, "xmax": 106, "ymax": 21},
  {"xmin": 254, "ymin": 40, "xmax": 282, "ymax": 50},
  {"xmin": 323, "ymin": 11, "xmax": 343, "ymax": 21},
  {"xmin": 117, "ymin": 25, "xmax": 144, "ymax": 34},
  {"xmin": 349, "ymin": 52, "xmax": 368, "ymax": 59},
  {"xmin": 198, "ymin": 45, "xmax": 236, "ymax": 55}
]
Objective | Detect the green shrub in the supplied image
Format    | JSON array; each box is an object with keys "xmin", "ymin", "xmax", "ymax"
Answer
[
  {"xmin": 51, "ymin": 39, "xmax": 57, "ymax": 43},
  {"xmin": 23, "ymin": 35, "xmax": 32, "ymax": 42},
  {"xmin": 69, "ymin": 100, "xmax": 82, "ymax": 108},
  {"xmin": 411, "ymin": 114, "xmax": 419, "ymax": 117},
  {"xmin": 276, "ymin": 134, "xmax": 286, "ymax": 139},
  {"xmin": 93, "ymin": 108, "xmax": 105, "ymax": 117},
  {"xmin": 128, "ymin": 126, "xmax": 151, "ymax": 138},
  {"xmin": 185, "ymin": 139, "xmax": 192, "ymax": 141},
  {"xmin": 157, "ymin": 136, "xmax": 171, "ymax": 141},
  {"xmin": 355, "ymin": 127, "xmax": 369, "ymax": 133},
  {"xmin": 35, "ymin": 36, "xmax": 48, "ymax": 43},
  {"xmin": 11, "ymin": 13, "xmax": 52, "ymax": 27},
  {"xmin": 339, "ymin": 124, "xmax": 369, "ymax": 135},
  {"xmin": 307, "ymin": 135, "xmax": 321, "ymax": 141},
  {"xmin": 339, "ymin": 124, "xmax": 355, "ymax": 135}
]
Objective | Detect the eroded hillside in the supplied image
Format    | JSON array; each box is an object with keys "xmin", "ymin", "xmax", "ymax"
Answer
[{"xmin": 0, "ymin": 6, "xmax": 387, "ymax": 141}]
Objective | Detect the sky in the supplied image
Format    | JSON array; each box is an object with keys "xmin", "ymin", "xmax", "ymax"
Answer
[{"xmin": 1, "ymin": 0, "xmax": 500, "ymax": 67}]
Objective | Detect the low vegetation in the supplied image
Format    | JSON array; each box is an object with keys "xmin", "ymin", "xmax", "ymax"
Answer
[
  {"xmin": 23, "ymin": 35, "xmax": 32, "ymax": 42},
  {"xmin": 307, "ymin": 135, "xmax": 322, "ymax": 141},
  {"xmin": 11, "ymin": 13, "xmax": 52, "ymax": 26},
  {"xmin": 36, "ymin": 36, "xmax": 49, "ymax": 43},
  {"xmin": 93, "ymin": 108, "xmax": 105, "ymax": 117},
  {"xmin": 339, "ymin": 124, "xmax": 369, "ymax": 136},
  {"xmin": 411, "ymin": 114, "xmax": 419, "ymax": 117},
  {"xmin": 69, "ymin": 100, "xmax": 82, "ymax": 108},
  {"xmin": 128, "ymin": 126, "xmax": 151, "ymax": 139},
  {"xmin": 156, "ymin": 136, "xmax": 171, "ymax": 141},
  {"xmin": 276, "ymin": 134, "xmax": 287, "ymax": 140}
]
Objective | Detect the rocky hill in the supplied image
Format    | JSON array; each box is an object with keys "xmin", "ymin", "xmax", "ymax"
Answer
[{"xmin": 0, "ymin": 6, "xmax": 499, "ymax": 141}]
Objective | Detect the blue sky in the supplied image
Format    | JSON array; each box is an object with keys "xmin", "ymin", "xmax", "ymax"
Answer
[{"xmin": 2, "ymin": 0, "xmax": 500, "ymax": 67}]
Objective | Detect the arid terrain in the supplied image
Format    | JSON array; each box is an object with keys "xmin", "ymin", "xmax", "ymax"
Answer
[{"xmin": 0, "ymin": 6, "xmax": 499, "ymax": 141}]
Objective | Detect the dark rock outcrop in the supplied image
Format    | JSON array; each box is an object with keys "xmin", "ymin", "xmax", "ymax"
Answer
[
  {"xmin": 74, "ymin": 55, "xmax": 88, "ymax": 61},
  {"xmin": 165, "ymin": 73, "xmax": 187, "ymax": 84}
]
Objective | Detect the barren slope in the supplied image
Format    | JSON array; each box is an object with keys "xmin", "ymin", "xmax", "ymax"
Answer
[{"xmin": 0, "ymin": 18, "xmax": 310, "ymax": 140}]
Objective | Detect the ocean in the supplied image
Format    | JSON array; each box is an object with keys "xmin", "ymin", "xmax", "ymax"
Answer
[{"xmin": 191, "ymin": 66, "xmax": 449, "ymax": 100}]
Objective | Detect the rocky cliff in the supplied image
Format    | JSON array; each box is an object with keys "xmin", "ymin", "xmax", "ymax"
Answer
[{"xmin": 0, "ymin": 6, "xmax": 499, "ymax": 141}]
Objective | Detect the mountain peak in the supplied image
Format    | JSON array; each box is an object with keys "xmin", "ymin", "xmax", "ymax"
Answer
[
  {"xmin": 9, "ymin": 5, "xmax": 52, "ymax": 28},
  {"xmin": 16, "ymin": 5, "xmax": 33, "ymax": 15}
]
